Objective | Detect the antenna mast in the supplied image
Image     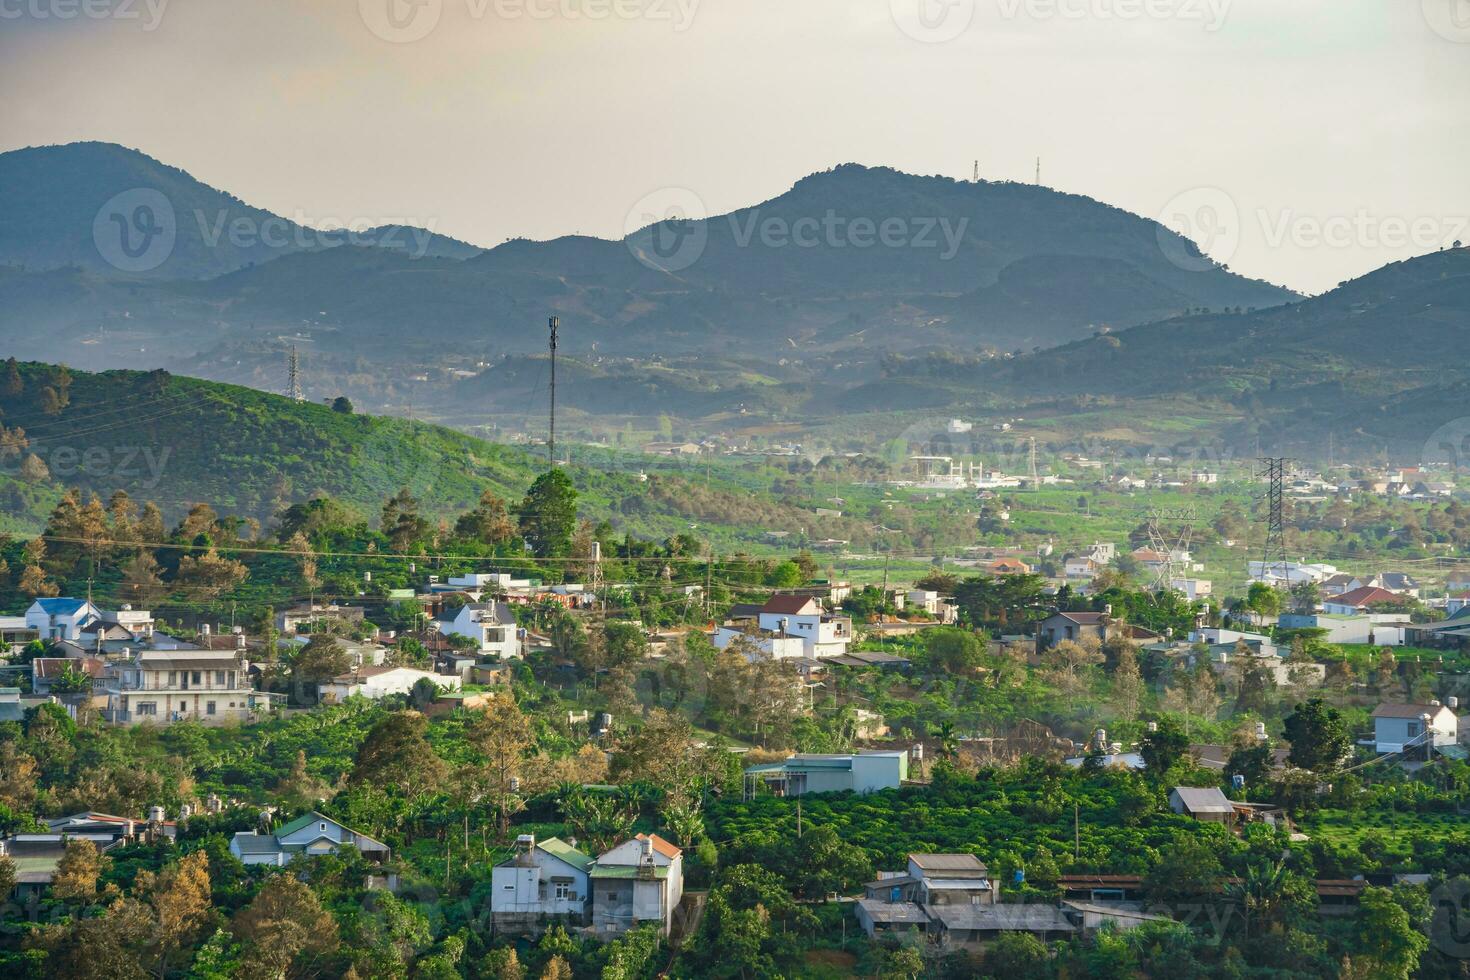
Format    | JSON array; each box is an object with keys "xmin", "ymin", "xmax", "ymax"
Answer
[
  {"xmin": 972, "ymin": 160, "xmax": 979, "ymax": 182},
  {"xmin": 1035, "ymin": 157, "xmax": 1041, "ymax": 185},
  {"xmin": 547, "ymin": 316, "xmax": 559, "ymax": 465}
]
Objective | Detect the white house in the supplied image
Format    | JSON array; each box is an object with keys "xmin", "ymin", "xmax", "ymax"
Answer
[
  {"xmin": 757, "ymin": 595, "xmax": 850, "ymax": 655},
  {"xmin": 491, "ymin": 834, "xmax": 593, "ymax": 931},
  {"xmin": 590, "ymin": 834, "xmax": 684, "ymax": 937},
  {"xmin": 1372, "ymin": 702, "xmax": 1459, "ymax": 755},
  {"xmin": 436, "ymin": 602, "xmax": 523, "ymax": 658},
  {"xmin": 1170, "ymin": 578, "xmax": 1213, "ymax": 601},
  {"xmin": 711, "ymin": 625, "xmax": 808, "ymax": 662},
  {"xmin": 229, "ymin": 811, "xmax": 391, "ymax": 866},
  {"xmin": 25, "ymin": 598, "xmax": 103, "ymax": 641},
  {"xmin": 744, "ymin": 750, "xmax": 909, "ymax": 797},
  {"xmin": 317, "ymin": 666, "xmax": 459, "ymax": 703},
  {"xmin": 1064, "ymin": 557, "xmax": 1100, "ymax": 579}
]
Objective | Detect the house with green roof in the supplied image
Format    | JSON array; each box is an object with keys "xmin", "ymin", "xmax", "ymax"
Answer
[
  {"xmin": 491, "ymin": 834, "xmax": 594, "ymax": 932},
  {"xmin": 229, "ymin": 811, "xmax": 391, "ymax": 867}
]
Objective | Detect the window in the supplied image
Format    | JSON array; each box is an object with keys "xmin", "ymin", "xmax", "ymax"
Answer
[
  {"xmin": 1407, "ymin": 722, "xmax": 1422, "ymax": 737},
  {"xmin": 191, "ymin": 671, "xmax": 202, "ymax": 685},
  {"xmin": 136, "ymin": 702, "xmax": 157, "ymax": 716},
  {"xmin": 555, "ymin": 882, "xmax": 570, "ymax": 900},
  {"xmin": 215, "ymin": 670, "xmax": 226, "ymax": 685},
  {"xmin": 206, "ymin": 701, "xmax": 216, "ymax": 716},
  {"xmin": 168, "ymin": 671, "xmax": 177, "ymax": 685}
]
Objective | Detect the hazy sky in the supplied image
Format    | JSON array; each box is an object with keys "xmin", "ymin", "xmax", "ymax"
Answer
[{"xmin": 2, "ymin": 0, "xmax": 1467, "ymax": 294}]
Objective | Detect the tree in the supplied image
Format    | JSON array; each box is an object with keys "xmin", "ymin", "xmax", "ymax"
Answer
[
  {"xmin": 175, "ymin": 548, "xmax": 248, "ymax": 600},
  {"xmin": 454, "ymin": 489, "xmax": 516, "ymax": 546},
  {"xmin": 1143, "ymin": 838, "xmax": 1225, "ymax": 906},
  {"xmin": 1139, "ymin": 717, "xmax": 1191, "ymax": 775},
  {"xmin": 330, "ymin": 396, "xmax": 354, "ymax": 414},
  {"xmin": 133, "ymin": 850, "xmax": 214, "ymax": 977},
  {"xmin": 52, "ymin": 837, "xmax": 106, "ymax": 903},
  {"xmin": 119, "ymin": 550, "xmax": 167, "ymax": 605},
  {"xmin": 381, "ymin": 488, "xmax": 431, "ymax": 554},
  {"xmin": 231, "ymin": 874, "xmax": 339, "ymax": 980},
  {"xmin": 540, "ymin": 955, "xmax": 573, "ymax": 980},
  {"xmin": 275, "ymin": 749, "xmax": 331, "ymax": 810},
  {"xmin": 468, "ymin": 693, "xmax": 532, "ymax": 839},
  {"xmin": 350, "ymin": 711, "xmax": 445, "ymax": 797},
  {"xmin": 0, "ymin": 854, "xmax": 15, "ymax": 897},
  {"xmin": 1282, "ymin": 698, "xmax": 1351, "ymax": 774},
  {"xmin": 1043, "ymin": 636, "xmax": 1104, "ymax": 697},
  {"xmin": 1246, "ymin": 581, "xmax": 1282, "ymax": 621},
  {"xmin": 1353, "ymin": 886, "xmax": 1429, "ymax": 980},
  {"xmin": 517, "ymin": 469, "xmax": 578, "ymax": 558},
  {"xmin": 923, "ymin": 628, "xmax": 986, "ymax": 675},
  {"xmin": 291, "ymin": 635, "xmax": 351, "ymax": 703},
  {"xmin": 1112, "ymin": 645, "xmax": 1144, "ymax": 720}
]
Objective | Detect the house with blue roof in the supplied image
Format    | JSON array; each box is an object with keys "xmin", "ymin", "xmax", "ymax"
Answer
[{"xmin": 25, "ymin": 598, "xmax": 102, "ymax": 642}]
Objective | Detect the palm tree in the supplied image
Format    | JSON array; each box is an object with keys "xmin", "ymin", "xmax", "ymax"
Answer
[{"xmin": 935, "ymin": 721, "xmax": 959, "ymax": 760}]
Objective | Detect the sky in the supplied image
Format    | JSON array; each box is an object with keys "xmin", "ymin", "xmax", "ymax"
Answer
[{"xmin": 1, "ymin": 0, "xmax": 1467, "ymax": 294}]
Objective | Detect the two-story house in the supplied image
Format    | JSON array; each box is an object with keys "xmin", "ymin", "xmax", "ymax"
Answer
[
  {"xmin": 857, "ymin": 853, "xmax": 999, "ymax": 938},
  {"xmin": 25, "ymin": 598, "xmax": 103, "ymax": 641},
  {"xmin": 436, "ymin": 602, "xmax": 523, "ymax": 658},
  {"xmin": 491, "ymin": 834, "xmax": 594, "ymax": 932},
  {"xmin": 590, "ymin": 834, "xmax": 684, "ymax": 937},
  {"xmin": 757, "ymin": 595, "xmax": 852, "ymax": 658},
  {"xmin": 105, "ymin": 648, "xmax": 254, "ymax": 725},
  {"xmin": 229, "ymin": 811, "xmax": 391, "ymax": 867}
]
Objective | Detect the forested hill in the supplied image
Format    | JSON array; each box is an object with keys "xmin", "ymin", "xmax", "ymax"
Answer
[
  {"xmin": 0, "ymin": 361, "xmax": 876, "ymax": 546},
  {"xmin": 870, "ymin": 245, "xmax": 1470, "ymax": 459}
]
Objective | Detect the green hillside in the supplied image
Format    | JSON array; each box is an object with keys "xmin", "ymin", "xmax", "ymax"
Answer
[{"xmin": 0, "ymin": 361, "xmax": 881, "ymax": 549}]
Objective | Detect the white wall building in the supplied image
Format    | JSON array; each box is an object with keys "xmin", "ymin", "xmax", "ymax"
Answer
[
  {"xmin": 492, "ymin": 834, "xmax": 593, "ymax": 930},
  {"xmin": 436, "ymin": 602, "xmax": 523, "ymax": 658},
  {"xmin": 318, "ymin": 666, "xmax": 460, "ymax": 703}
]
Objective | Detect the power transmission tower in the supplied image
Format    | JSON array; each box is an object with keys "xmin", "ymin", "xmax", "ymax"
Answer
[
  {"xmin": 1035, "ymin": 157, "xmax": 1041, "ymax": 185},
  {"xmin": 1028, "ymin": 437, "xmax": 1039, "ymax": 490},
  {"xmin": 285, "ymin": 345, "xmax": 303, "ymax": 401},
  {"xmin": 547, "ymin": 316, "xmax": 559, "ymax": 466},
  {"xmin": 1258, "ymin": 458, "xmax": 1291, "ymax": 583},
  {"xmin": 1146, "ymin": 507, "xmax": 1197, "ymax": 589},
  {"xmin": 972, "ymin": 160, "xmax": 979, "ymax": 182}
]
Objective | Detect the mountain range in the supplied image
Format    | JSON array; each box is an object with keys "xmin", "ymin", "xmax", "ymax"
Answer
[{"xmin": 0, "ymin": 142, "xmax": 1291, "ymax": 376}]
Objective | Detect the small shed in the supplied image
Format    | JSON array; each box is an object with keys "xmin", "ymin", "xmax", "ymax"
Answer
[{"xmin": 1168, "ymin": 786, "xmax": 1236, "ymax": 825}]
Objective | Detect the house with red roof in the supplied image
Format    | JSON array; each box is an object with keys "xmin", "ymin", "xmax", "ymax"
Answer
[{"xmin": 1323, "ymin": 586, "xmax": 1408, "ymax": 615}]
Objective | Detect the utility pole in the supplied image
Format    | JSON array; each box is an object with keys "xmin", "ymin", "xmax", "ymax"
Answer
[
  {"xmin": 1074, "ymin": 803, "xmax": 1080, "ymax": 860},
  {"xmin": 547, "ymin": 316, "xmax": 559, "ymax": 466},
  {"xmin": 797, "ymin": 798, "xmax": 803, "ymax": 838}
]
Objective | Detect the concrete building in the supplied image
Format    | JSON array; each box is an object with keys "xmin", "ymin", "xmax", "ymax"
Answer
[
  {"xmin": 104, "ymin": 648, "xmax": 254, "ymax": 725},
  {"xmin": 744, "ymin": 750, "xmax": 908, "ymax": 798},
  {"xmin": 318, "ymin": 666, "xmax": 460, "ymax": 703},
  {"xmin": 1168, "ymin": 786, "xmax": 1236, "ymax": 825},
  {"xmin": 435, "ymin": 602, "xmax": 523, "ymax": 658},
  {"xmin": 590, "ymin": 834, "xmax": 684, "ymax": 937},
  {"xmin": 1372, "ymin": 702, "xmax": 1459, "ymax": 755},
  {"xmin": 491, "ymin": 834, "xmax": 593, "ymax": 931}
]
